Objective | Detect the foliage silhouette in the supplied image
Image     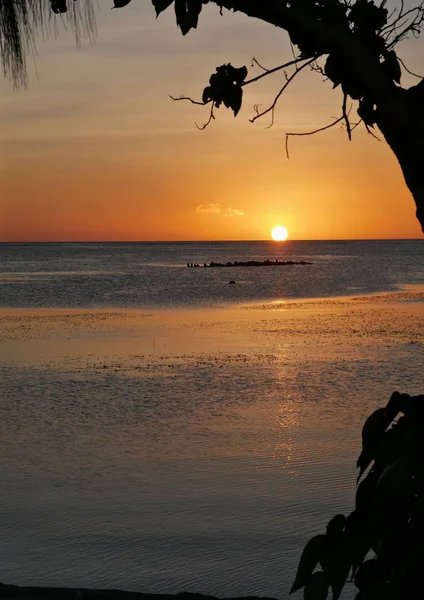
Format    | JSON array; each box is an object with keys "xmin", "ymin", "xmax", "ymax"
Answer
[
  {"xmin": 290, "ymin": 391, "xmax": 424, "ymax": 600},
  {"xmin": 2, "ymin": 1, "xmax": 424, "ymax": 229}
]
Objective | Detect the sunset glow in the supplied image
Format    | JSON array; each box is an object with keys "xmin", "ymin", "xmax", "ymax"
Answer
[
  {"xmin": 271, "ymin": 226, "xmax": 289, "ymax": 242},
  {"xmin": 1, "ymin": 4, "xmax": 422, "ymax": 242}
]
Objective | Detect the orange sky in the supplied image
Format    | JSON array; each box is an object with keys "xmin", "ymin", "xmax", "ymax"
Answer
[{"xmin": 1, "ymin": 1, "xmax": 423, "ymax": 241}]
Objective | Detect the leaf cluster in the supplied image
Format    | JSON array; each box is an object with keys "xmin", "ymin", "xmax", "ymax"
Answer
[
  {"xmin": 290, "ymin": 391, "xmax": 424, "ymax": 600},
  {"xmin": 50, "ymin": 0, "xmax": 69, "ymax": 14},
  {"xmin": 153, "ymin": 0, "xmax": 204, "ymax": 35},
  {"xmin": 202, "ymin": 63, "xmax": 247, "ymax": 116}
]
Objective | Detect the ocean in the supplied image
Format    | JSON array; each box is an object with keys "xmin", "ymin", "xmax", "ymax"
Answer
[
  {"xmin": 1, "ymin": 240, "xmax": 423, "ymax": 308},
  {"xmin": 0, "ymin": 240, "xmax": 423, "ymax": 600}
]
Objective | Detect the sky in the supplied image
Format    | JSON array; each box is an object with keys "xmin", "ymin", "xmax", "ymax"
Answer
[{"xmin": 1, "ymin": 0, "xmax": 423, "ymax": 241}]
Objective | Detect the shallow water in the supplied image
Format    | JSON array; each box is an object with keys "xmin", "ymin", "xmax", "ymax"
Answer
[{"xmin": 1, "ymin": 296, "xmax": 423, "ymax": 598}]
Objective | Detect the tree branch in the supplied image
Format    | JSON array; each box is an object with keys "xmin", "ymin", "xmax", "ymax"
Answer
[
  {"xmin": 169, "ymin": 94, "xmax": 208, "ymax": 106},
  {"xmin": 342, "ymin": 93, "xmax": 352, "ymax": 141},
  {"xmin": 211, "ymin": 0, "xmax": 397, "ymax": 105},
  {"xmin": 243, "ymin": 56, "xmax": 309, "ymax": 87},
  {"xmin": 397, "ymin": 56, "xmax": 424, "ymax": 79},
  {"xmin": 195, "ymin": 103, "xmax": 215, "ymax": 130},
  {"xmin": 285, "ymin": 115, "xmax": 345, "ymax": 159},
  {"xmin": 249, "ymin": 58, "xmax": 316, "ymax": 126}
]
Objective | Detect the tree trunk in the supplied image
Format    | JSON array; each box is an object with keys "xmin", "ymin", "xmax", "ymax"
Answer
[{"xmin": 377, "ymin": 81, "xmax": 424, "ymax": 233}]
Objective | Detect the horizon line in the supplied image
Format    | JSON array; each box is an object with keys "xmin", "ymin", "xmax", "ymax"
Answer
[{"xmin": 0, "ymin": 238, "xmax": 423, "ymax": 244}]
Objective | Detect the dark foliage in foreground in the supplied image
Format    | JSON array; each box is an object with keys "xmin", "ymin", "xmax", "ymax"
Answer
[{"xmin": 290, "ymin": 391, "xmax": 424, "ymax": 600}]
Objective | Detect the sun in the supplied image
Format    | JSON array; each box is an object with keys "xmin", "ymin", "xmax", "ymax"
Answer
[{"xmin": 271, "ymin": 226, "xmax": 289, "ymax": 241}]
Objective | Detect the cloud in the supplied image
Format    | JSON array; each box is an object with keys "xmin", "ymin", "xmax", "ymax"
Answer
[
  {"xmin": 196, "ymin": 203, "xmax": 222, "ymax": 214},
  {"xmin": 223, "ymin": 208, "xmax": 244, "ymax": 217},
  {"xmin": 196, "ymin": 204, "xmax": 244, "ymax": 217}
]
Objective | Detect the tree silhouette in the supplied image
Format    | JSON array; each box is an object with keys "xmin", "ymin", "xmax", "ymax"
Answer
[{"xmin": 3, "ymin": 1, "xmax": 423, "ymax": 231}]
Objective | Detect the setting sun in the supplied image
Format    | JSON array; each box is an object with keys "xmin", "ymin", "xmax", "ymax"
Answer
[{"xmin": 271, "ymin": 226, "xmax": 289, "ymax": 241}]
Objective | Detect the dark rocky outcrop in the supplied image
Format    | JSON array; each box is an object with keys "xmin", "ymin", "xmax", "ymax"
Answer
[{"xmin": 187, "ymin": 260, "xmax": 312, "ymax": 268}]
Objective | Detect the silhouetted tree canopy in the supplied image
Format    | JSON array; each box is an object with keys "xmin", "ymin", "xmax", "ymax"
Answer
[{"xmin": 2, "ymin": 0, "xmax": 424, "ymax": 230}]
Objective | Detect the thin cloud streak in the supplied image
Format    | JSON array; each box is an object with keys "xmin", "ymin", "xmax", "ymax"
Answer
[
  {"xmin": 196, "ymin": 203, "xmax": 222, "ymax": 214},
  {"xmin": 196, "ymin": 204, "xmax": 244, "ymax": 217},
  {"xmin": 223, "ymin": 208, "xmax": 244, "ymax": 217}
]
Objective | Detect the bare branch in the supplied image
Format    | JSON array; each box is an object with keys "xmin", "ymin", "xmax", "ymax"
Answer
[
  {"xmin": 342, "ymin": 93, "xmax": 352, "ymax": 141},
  {"xmin": 384, "ymin": 3, "xmax": 424, "ymax": 48},
  {"xmin": 243, "ymin": 56, "xmax": 310, "ymax": 86},
  {"xmin": 249, "ymin": 58, "xmax": 315, "ymax": 127},
  {"xmin": 364, "ymin": 122, "xmax": 381, "ymax": 140},
  {"xmin": 195, "ymin": 103, "xmax": 215, "ymax": 130},
  {"xmin": 397, "ymin": 55, "xmax": 424, "ymax": 79},
  {"xmin": 170, "ymin": 94, "xmax": 208, "ymax": 106},
  {"xmin": 251, "ymin": 57, "xmax": 270, "ymax": 72},
  {"xmin": 285, "ymin": 115, "xmax": 344, "ymax": 158}
]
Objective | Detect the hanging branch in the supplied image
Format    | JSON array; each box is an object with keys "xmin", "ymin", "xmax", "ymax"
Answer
[
  {"xmin": 342, "ymin": 93, "xmax": 352, "ymax": 141},
  {"xmin": 195, "ymin": 102, "xmax": 215, "ymax": 130}
]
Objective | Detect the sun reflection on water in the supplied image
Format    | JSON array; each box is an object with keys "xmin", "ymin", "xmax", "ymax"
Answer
[{"xmin": 271, "ymin": 400, "xmax": 301, "ymax": 476}]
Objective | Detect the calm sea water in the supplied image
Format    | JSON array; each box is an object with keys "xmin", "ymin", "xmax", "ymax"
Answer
[
  {"xmin": 1, "ymin": 240, "xmax": 423, "ymax": 308},
  {"xmin": 0, "ymin": 241, "xmax": 423, "ymax": 599}
]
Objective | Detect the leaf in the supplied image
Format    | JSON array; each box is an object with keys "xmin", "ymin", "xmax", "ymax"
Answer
[
  {"xmin": 227, "ymin": 85, "xmax": 243, "ymax": 116},
  {"xmin": 50, "ymin": 0, "xmax": 68, "ymax": 13},
  {"xmin": 341, "ymin": 78, "xmax": 363, "ymax": 101},
  {"xmin": 174, "ymin": 0, "xmax": 202, "ymax": 35},
  {"xmin": 382, "ymin": 51, "xmax": 402, "ymax": 84},
  {"xmin": 375, "ymin": 417, "xmax": 409, "ymax": 468},
  {"xmin": 234, "ymin": 65, "xmax": 248, "ymax": 85},
  {"xmin": 112, "ymin": 0, "xmax": 132, "ymax": 8},
  {"xmin": 356, "ymin": 468, "xmax": 379, "ymax": 513},
  {"xmin": 318, "ymin": 535, "xmax": 351, "ymax": 600},
  {"xmin": 324, "ymin": 55, "xmax": 342, "ymax": 88},
  {"xmin": 290, "ymin": 535, "xmax": 327, "ymax": 594},
  {"xmin": 202, "ymin": 86, "xmax": 213, "ymax": 104},
  {"xmin": 152, "ymin": 0, "xmax": 174, "ymax": 16},
  {"xmin": 325, "ymin": 514, "xmax": 345, "ymax": 542},
  {"xmin": 354, "ymin": 560, "xmax": 383, "ymax": 592},
  {"xmin": 357, "ymin": 98, "xmax": 376, "ymax": 127},
  {"xmin": 357, "ymin": 406, "xmax": 396, "ymax": 482},
  {"xmin": 303, "ymin": 571, "xmax": 329, "ymax": 600},
  {"xmin": 344, "ymin": 511, "xmax": 371, "ymax": 578},
  {"xmin": 209, "ymin": 72, "xmax": 219, "ymax": 87}
]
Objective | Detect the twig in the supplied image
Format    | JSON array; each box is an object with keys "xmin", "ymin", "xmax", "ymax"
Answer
[
  {"xmin": 170, "ymin": 94, "xmax": 208, "ymax": 106},
  {"xmin": 195, "ymin": 103, "xmax": 215, "ymax": 130},
  {"xmin": 285, "ymin": 115, "xmax": 344, "ymax": 159},
  {"xmin": 244, "ymin": 56, "xmax": 310, "ymax": 86},
  {"xmin": 342, "ymin": 93, "xmax": 352, "ymax": 141},
  {"xmin": 397, "ymin": 55, "xmax": 424, "ymax": 79},
  {"xmin": 364, "ymin": 123, "xmax": 381, "ymax": 140},
  {"xmin": 250, "ymin": 58, "xmax": 315, "ymax": 127}
]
